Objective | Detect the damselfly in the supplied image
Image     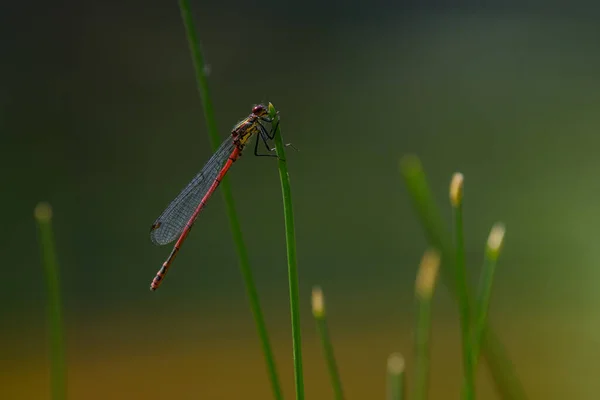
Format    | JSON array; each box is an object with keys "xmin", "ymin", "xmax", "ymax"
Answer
[{"xmin": 149, "ymin": 104, "xmax": 279, "ymax": 291}]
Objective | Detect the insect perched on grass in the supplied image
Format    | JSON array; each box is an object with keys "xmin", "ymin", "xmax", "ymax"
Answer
[{"xmin": 148, "ymin": 104, "xmax": 280, "ymax": 291}]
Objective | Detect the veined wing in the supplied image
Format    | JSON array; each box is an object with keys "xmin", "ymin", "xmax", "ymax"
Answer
[{"xmin": 149, "ymin": 137, "xmax": 236, "ymax": 246}]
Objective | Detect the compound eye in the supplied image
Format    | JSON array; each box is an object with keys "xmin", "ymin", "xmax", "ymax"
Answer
[{"xmin": 252, "ymin": 105, "xmax": 265, "ymax": 115}]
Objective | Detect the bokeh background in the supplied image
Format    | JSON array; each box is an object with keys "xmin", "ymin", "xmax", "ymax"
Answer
[{"xmin": 3, "ymin": 0, "xmax": 600, "ymax": 398}]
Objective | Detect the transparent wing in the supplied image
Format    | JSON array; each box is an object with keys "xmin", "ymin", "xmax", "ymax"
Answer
[{"xmin": 149, "ymin": 138, "xmax": 236, "ymax": 246}]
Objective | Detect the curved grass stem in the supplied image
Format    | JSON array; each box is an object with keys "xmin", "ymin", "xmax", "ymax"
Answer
[{"xmin": 178, "ymin": 2, "xmax": 283, "ymax": 399}]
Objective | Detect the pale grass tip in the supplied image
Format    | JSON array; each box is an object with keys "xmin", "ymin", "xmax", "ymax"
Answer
[
  {"xmin": 400, "ymin": 154, "xmax": 422, "ymax": 172},
  {"xmin": 387, "ymin": 352, "xmax": 405, "ymax": 375},
  {"xmin": 415, "ymin": 249, "xmax": 440, "ymax": 299},
  {"xmin": 311, "ymin": 286, "xmax": 325, "ymax": 318},
  {"xmin": 450, "ymin": 172, "xmax": 464, "ymax": 207},
  {"xmin": 487, "ymin": 222, "xmax": 506, "ymax": 258},
  {"xmin": 34, "ymin": 202, "xmax": 53, "ymax": 222}
]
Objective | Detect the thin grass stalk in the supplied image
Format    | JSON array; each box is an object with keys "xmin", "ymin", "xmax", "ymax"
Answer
[
  {"xmin": 413, "ymin": 249, "xmax": 441, "ymax": 400},
  {"xmin": 268, "ymin": 103, "xmax": 304, "ymax": 400},
  {"xmin": 450, "ymin": 173, "xmax": 475, "ymax": 400},
  {"xmin": 471, "ymin": 223, "xmax": 505, "ymax": 367},
  {"xmin": 34, "ymin": 202, "xmax": 67, "ymax": 400},
  {"xmin": 387, "ymin": 353, "xmax": 406, "ymax": 400},
  {"xmin": 312, "ymin": 287, "xmax": 344, "ymax": 400},
  {"xmin": 177, "ymin": 2, "xmax": 283, "ymax": 398}
]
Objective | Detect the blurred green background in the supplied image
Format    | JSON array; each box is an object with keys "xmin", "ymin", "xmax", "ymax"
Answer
[{"xmin": 3, "ymin": 1, "xmax": 600, "ymax": 398}]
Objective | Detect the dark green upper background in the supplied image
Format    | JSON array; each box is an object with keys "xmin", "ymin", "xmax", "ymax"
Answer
[{"xmin": 3, "ymin": 0, "xmax": 600, "ymax": 360}]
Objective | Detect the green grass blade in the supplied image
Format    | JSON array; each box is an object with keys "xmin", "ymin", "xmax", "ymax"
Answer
[
  {"xmin": 268, "ymin": 103, "xmax": 305, "ymax": 400},
  {"xmin": 178, "ymin": 0, "xmax": 217, "ymax": 141},
  {"xmin": 386, "ymin": 353, "xmax": 406, "ymax": 400},
  {"xmin": 471, "ymin": 223, "xmax": 505, "ymax": 367},
  {"xmin": 177, "ymin": 2, "xmax": 283, "ymax": 399},
  {"xmin": 312, "ymin": 287, "xmax": 344, "ymax": 400},
  {"xmin": 399, "ymin": 155, "xmax": 527, "ymax": 400},
  {"xmin": 34, "ymin": 202, "xmax": 67, "ymax": 400},
  {"xmin": 450, "ymin": 173, "xmax": 475, "ymax": 400},
  {"xmin": 413, "ymin": 249, "xmax": 441, "ymax": 400}
]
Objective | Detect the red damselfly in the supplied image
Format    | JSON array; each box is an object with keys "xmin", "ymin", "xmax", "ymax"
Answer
[{"xmin": 149, "ymin": 104, "xmax": 279, "ymax": 291}]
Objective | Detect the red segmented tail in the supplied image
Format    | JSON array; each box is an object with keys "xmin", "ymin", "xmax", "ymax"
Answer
[{"xmin": 150, "ymin": 147, "xmax": 241, "ymax": 291}]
